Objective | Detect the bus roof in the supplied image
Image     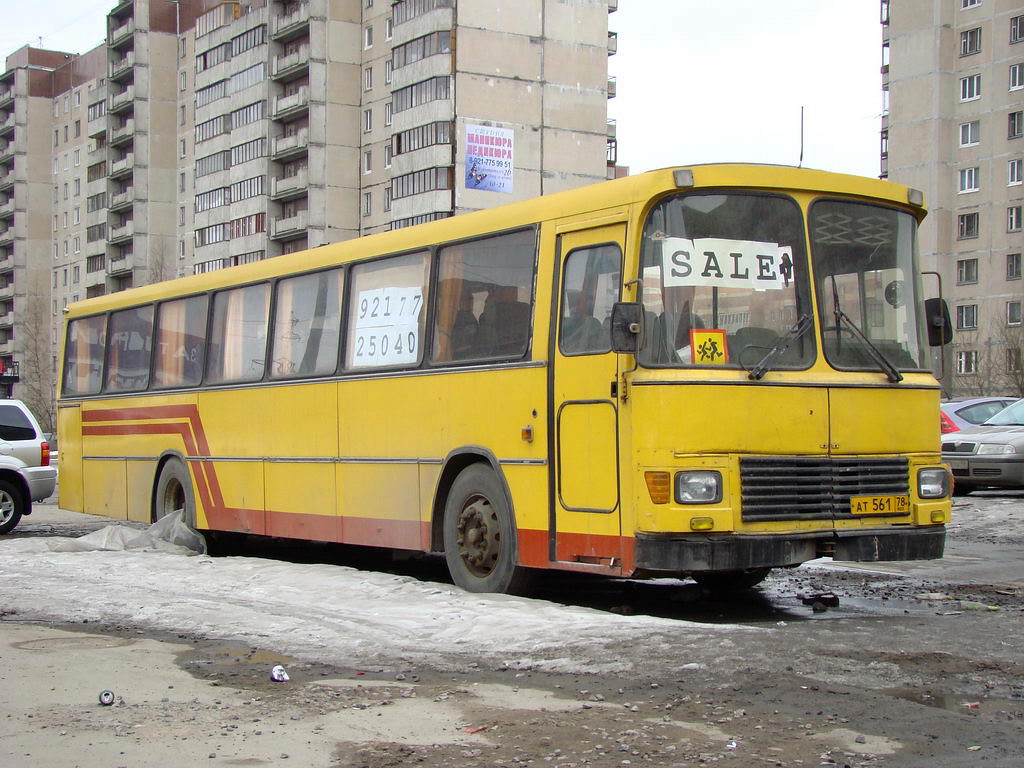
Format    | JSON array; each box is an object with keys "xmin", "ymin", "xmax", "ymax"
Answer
[{"xmin": 66, "ymin": 163, "xmax": 923, "ymax": 318}]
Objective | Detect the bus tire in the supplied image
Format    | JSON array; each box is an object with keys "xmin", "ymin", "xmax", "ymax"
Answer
[
  {"xmin": 443, "ymin": 464, "xmax": 532, "ymax": 595},
  {"xmin": 0, "ymin": 478, "xmax": 25, "ymax": 535},
  {"xmin": 153, "ymin": 458, "xmax": 197, "ymax": 529},
  {"xmin": 693, "ymin": 567, "xmax": 771, "ymax": 591}
]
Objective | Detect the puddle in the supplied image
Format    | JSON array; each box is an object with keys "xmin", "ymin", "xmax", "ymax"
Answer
[
  {"xmin": 209, "ymin": 647, "xmax": 296, "ymax": 666},
  {"xmin": 12, "ymin": 635, "xmax": 136, "ymax": 651},
  {"xmin": 883, "ymin": 687, "xmax": 1024, "ymax": 716}
]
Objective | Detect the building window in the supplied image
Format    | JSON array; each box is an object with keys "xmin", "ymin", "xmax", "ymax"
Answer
[
  {"xmin": 74, "ymin": 120, "xmax": 81, "ymax": 137},
  {"xmin": 364, "ymin": 108, "xmax": 372, "ymax": 133},
  {"xmin": 179, "ymin": 205, "xmax": 186, "ymax": 225},
  {"xmin": 384, "ymin": 186, "xmax": 392, "ymax": 212},
  {"xmin": 385, "ymin": 59, "xmax": 392, "ymax": 84},
  {"xmin": 365, "ymin": 25, "xmax": 373, "ymax": 49},
  {"xmin": 958, "ymin": 166, "xmax": 979, "ymax": 193},
  {"xmin": 956, "ymin": 350, "xmax": 978, "ymax": 375},
  {"xmin": 363, "ymin": 150, "xmax": 372, "ymax": 174},
  {"xmin": 1008, "ymin": 348, "xmax": 1022, "ymax": 374},
  {"xmin": 957, "ymin": 258, "xmax": 978, "ymax": 285},
  {"xmin": 385, "ymin": 144, "xmax": 392, "ymax": 168},
  {"xmin": 363, "ymin": 191, "xmax": 371, "ymax": 217},
  {"xmin": 386, "ymin": 17, "xmax": 393, "ymax": 40},
  {"xmin": 393, "ymin": 76, "xmax": 451, "ymax": 113},
  {"xmin": 391, "ymin": 166, "xmax": 454, "ymax": 199},
  {"xmin": 1011, "ymin": 63, "xmax": 1024, "ymax": 91},
  {"xmin": 1012, "ymin": 15, "xmax": 1024, "ymax": 44},
  {"xmin": 1008, "ymin": 300, "xmax": 1022, "ymax": 326},
  {"xmin": 956, "ymin": 304, "xmax": 978, "ymax": 330},
  {"xmin": 385, "ymin": 101, "xmax": 392, "ymax": 126},
  {"xmin": 180, "ymin": 70, "xmax": 187, "ymax": 91},
  {"xmin": 1009, "ymin": 253, "xmax": 1022, "ymax": 280},
  {"xmin": 1008, "ymin": 205, "xmax": 1023, "ymax": 232},
  {"xmin": 180, "ymin": 172, "xmax": 187, "ymax": 193},
  {"xmin": 960, "ymin": 74, "xmax": 982, "ymax": 101},
  {"xmin": 1011, "ymin": 111, "xmax": 1023, "ymax": 139},
  {"xmin": 958, "ymin": 211, "xmax": 980, "ymax": 239},
  {"xmin": 960, "ymin": 27, "xmax": 981, "ymax": 56},
  {"xmin": 962, "ymin": 0, "xmax": 980, "ymax": 8},
  {"xmin": 364, "ymin": 66, "xmax": 373, "ymax": 91},
  {"xmin": 1010, "ymin": 158, "xmax": 1023, "ymax": 185},
  {"xmin": 179, "ymin": 138, "xmax": 187, "ymax": 158}
]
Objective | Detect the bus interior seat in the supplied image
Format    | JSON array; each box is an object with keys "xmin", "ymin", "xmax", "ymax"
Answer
[
  {"xmin": 450, "ymin": 309, "xmax": 479, "ymax": 358},
  {"xmin": 477, "ymin": 289, "xmax": 531, "ymax": 356},
  {"xmin": 562, "ymin": 313, "xmax": 605, "ymax": 353},
  {"xmin": 731, "ymin": 327, "xmax": 778, "ymax": 365}
]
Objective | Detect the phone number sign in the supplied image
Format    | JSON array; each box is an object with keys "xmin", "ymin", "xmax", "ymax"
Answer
[{"xmin": 465, "ymin": 124, "xmax": 513, "ymax": 194}]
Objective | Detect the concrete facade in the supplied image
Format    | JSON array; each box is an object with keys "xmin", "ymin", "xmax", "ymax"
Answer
[
  {"xmin": 883, "ymin": 0, "xmax": 1024, "ymax": 396},
  {"xmin": 0, "ymin": 0, "xmax": 618, "ymax": 426}
]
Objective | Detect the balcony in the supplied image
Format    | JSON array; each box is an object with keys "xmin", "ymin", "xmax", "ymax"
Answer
[
  {"xmin": 272, "ymin": 129, "xmax": 309, "ymax": 161},
  {"xmin": 109, "ymin": 51, "xmax": 135, "ymax": 82},
  {"xmin": 0, "ymin": 87, "xmax": 13, "ymax": 108},
  {"xmin": 270, "ymin": 210, "xmax": 308, "ymax": 240},
  {"xmin": 0, "ymin": 197, "xmax": 13, "ymax": 220},
  {"xmin": 272, "ymin": 46, "xmax": 310, "ymax": 82},
  {"xmin": 0, "ymin": 140, "xmax": 12, "ymax": 165},
  {"xmin": 108, "ymin": 19, "xmax": 134, "ymax": 48},
  {"xmin": 0, "ymin": 279, "xmax": 13, "ymax": 298},
  {"xmin": 107, "ymin": 252, "xmax": 132, "ymax": 275},
  {"xmin": 0, "ymin": 170, "xmax": 14, "ymax": 192},
  {"xmin": 273, "ymin": 87, "xmax": 310, "ymax": 121},
  {"xmin": 109, "ymin": 153, "xmax": 134, "ymax": 179},
  {"xmin": 108, "ymin": 118, "xmax": 135, "ymax": 146},
  {"xmin": 88, "ymin": 112, "xmax": 107, "ymax": 138},
  {"xmin": 108, "ymin": 85, "xmax": 135, "ymax": 115},
  {"xmin": 608, "ymin": 31, "xmax": 618, "ymax": 55},
  {"xmin": 0, "ymin": 113, "xmax": 14, "ymax": 137},
  {"xmin": 270, "ymin": 170, "xmax": 308, "ymax": 201},
  {"xmin": 0, "ymin": 309, "xmax": 12, "ymax": 327},
  {"xmin": 271, "ymin": 5, "xmax": 310, "ymax": 41},
  {"xmin": 607, "ymin": 0, "xmax": 618, "ymax": 10},
  {"xmin": 607, "ymin": 119, "xmax": 617, "ymax": 139},
  {"xmin": 108, "ymin": 188, "xmax": 133, "ymax": 212},
  {"xmin": 607, "ymin": 76, "xmax": 616, "ymax": 99},
  {"xmin": 108, "ymin": 221, "xmax": 134, "ymax": 244}
]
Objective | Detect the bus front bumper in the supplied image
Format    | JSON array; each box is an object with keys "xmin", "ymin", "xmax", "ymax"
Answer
[{"xmin": 634, "ymin": 526, "xmax": 946, "ymax": 573}]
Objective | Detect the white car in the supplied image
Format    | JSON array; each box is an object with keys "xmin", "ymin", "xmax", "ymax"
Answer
[{"xmin": 0, "ymin": 400, "xmax": 57, "ymax": 534}]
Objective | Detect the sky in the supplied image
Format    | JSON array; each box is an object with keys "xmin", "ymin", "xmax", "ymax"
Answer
[{"xmin": 1, "ymin": 1, "xmax": 884, "ymax": 179}]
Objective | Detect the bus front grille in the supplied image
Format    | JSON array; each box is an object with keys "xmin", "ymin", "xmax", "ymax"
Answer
[{"xmin": 740, "ymin": 456, "xmax": 910, "ymax": 521}]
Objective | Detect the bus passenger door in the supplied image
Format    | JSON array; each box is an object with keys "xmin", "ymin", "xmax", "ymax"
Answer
[{"xmin": 552, "ymin": 224, "xmax": 625, "ymax": 568}]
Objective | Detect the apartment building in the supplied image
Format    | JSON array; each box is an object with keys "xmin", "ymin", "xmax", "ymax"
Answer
[
  {"xmin": 882, "ymin": 0, "xmax": 1024, "ymax": 396},
  {"xmin": 0, "ymin": 0, "xmax": 618, "ymax": 426}
]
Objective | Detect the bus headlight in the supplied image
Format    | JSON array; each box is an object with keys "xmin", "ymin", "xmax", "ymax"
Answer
[
  {"xmin": 918, "ymin": 467, "xmax": 949, "ymax": 499},
  {"xmin": 675, "ymin": 471, "xmax": 722, "ymax": 504}
]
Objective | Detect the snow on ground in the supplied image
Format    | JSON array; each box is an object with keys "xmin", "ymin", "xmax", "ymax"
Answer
[{"xmin": 0, "ymin": 517, "xmax": 754, "ymax": 673}]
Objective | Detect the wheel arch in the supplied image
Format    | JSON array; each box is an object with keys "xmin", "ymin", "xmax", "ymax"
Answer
[
  {"xmin": 430, "ymin": 446, "xmax": 513, "ymax": 553},
  {"xmin": 0, "ymin": 469, "xmax": 30, "ymax": 512}
]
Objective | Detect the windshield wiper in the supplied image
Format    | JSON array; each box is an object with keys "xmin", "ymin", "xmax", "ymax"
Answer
[
  {"xmin": 829, "ymin": 276, "xmax": 903, "ymax": 383},
  {"xmin": 748, "ymin": 314, "xmax": 812, "ymax": 380}
]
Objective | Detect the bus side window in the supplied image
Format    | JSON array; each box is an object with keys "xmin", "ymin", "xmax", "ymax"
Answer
[
  {"xmin": 431, "ymin": 229, "xmax": 536, "ymax": 364},
  {"xmin": 154, "ymin": 295, "xmax": 209, "ymax": 389},
  {"xmin": 105, "ymin": 305, "xmax": 154, "ymax": 392},
  {"xmin": 270, "ymin": 269, "xmax": 344, "ymax": 378},
  {"xmin": 206, "ymin": 284, "xmax": 271, "ymax": 384},
  {"xmin": 559, "ymin": 244, "xmax": 621, "ymax": 356},
  {"xmin": 62, "ymin": 315, "xmax": 107, "ymax": 395}
]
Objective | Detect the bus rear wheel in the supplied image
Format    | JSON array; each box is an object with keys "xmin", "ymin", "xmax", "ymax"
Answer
[
  {"xmin": 693, "ymin": 567, "xmax": 771, "ymax": 591},
  {"xmin": 154, "ymin": 458, "xmax": 196, "ymax": 528},
  {"xmin": 443, "ymin": 464, "xmax": 531, "ymax": 595}
]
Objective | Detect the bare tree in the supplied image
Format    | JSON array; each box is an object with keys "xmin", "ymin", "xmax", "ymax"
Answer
[
  {"xmin": 17, "ymin": 293, "xmax": 56, "ymax": 433},
  {"xmin": 994, "ymin": 319, "xmax": 1024, "ymax": 397}
]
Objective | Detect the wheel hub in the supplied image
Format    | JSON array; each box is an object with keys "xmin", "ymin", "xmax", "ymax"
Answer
[{"xmin": 455, "ymin": 496, "xmax": 500, "ymax": 577}]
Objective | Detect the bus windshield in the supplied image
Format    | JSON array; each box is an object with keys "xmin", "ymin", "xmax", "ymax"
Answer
[
  {"xmin": 638, "ymin": 192, "xmax": 814, "ymax": 370},
  {"xmin": 810, "ymin": 199, "xmax": 928, "ymax": 373}
]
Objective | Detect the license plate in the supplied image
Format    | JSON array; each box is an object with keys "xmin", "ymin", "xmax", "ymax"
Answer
[
  {"xmin": 850, "ymin": 494, "xmax": 911, "ymax": 515},
  {"xmin": 947, "ymin": 459, "xmax": 968, "ymax": 470}
]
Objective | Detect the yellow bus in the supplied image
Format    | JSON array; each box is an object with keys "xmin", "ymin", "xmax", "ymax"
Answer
[{"xmin": 57, "ymin": 164, "xmax": 952, "ymax": 593}]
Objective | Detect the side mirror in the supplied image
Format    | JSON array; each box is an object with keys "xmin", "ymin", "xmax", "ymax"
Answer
[
  {"xmin": 610, "ymin": 302, "xmax": 642, "ymax": 354},
  {"xmin": 924, "ymin": 298, "xmax": 952, "ymax": 347}
]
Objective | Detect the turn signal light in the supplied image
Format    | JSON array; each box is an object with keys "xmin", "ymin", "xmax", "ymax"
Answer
[
  {"xmin": 644, "ymin": 472, "xmax": 670, "ymax": 504},
  {"xmin": 690, "ymin": 517, "xmax": 714, "ymax": 531}
]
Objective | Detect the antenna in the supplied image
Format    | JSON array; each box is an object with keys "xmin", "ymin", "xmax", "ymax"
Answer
[{"xmin": 798, "ymin": 106, "xmax": 805, "ymax": 168}]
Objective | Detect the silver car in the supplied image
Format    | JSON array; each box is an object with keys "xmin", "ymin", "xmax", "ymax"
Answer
[
  {"xmin": 942, "ymin": 398, "xmax": 1024, "ymax": 494},
  {"xmin": 0, "ymin": 399, "xmax": 58, "ymax": 534}
]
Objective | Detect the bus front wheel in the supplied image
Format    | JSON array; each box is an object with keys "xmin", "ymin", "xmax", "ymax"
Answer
[
  {"xmin": 154, "ymin": 458, "xmax": 197, "ymax": 528},
  {"xmin": 443, "ymin": 464, "xmax": 531, "ymax": 595}
]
